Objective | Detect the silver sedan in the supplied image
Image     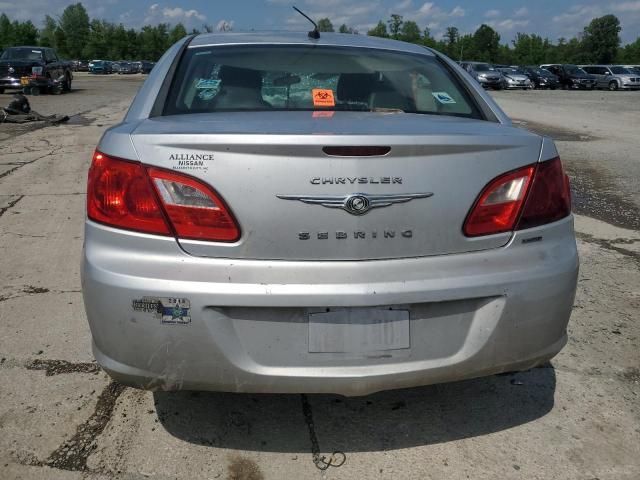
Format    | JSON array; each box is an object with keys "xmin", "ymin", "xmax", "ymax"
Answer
[{"xmin": 82, "ymin": 32, "xmax": 578, "ymax": 396}]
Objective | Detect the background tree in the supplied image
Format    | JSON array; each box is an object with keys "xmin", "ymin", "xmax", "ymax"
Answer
[
  {"xmin": 12, "ymin": 20, "xmax": 38, "ymax": 45},
  {"xmin": 421, "ymin": 27, "xmax": 437, "ymax": 48},
  {"xmin": 60, "ymin": 3, "xmax": 90, "ymax": 58},
  {"xmin": 618, "ymin": 37, "xmax": 640, "ymax": 63},
  {"xmin": 443, "ymin": 26, "xmax": 459, "ymax": 57},
  {"xmin": 512, "ymin": 33, "xmax": 553, "ymax": 65},
  {"xmin": 39, "ymin": 15, "xmax": 58, "ymax": 48},
  {"xmin": 316, "ymin": 18, "xmax": 334, "ymax": 32},
  {"xmin": 367, "ymin": 21, "xmax": 388, "ymax": 38},
  {"xmin": 0, "ymin": 3, "xmax": 638, "ymax": 64},
  {"xmin": 387, "ymin": 14, "xmax": 403, "ymax": 39},
  {"xmin": 83, "ymin": 19, "xmax": 109, "ymax": 59},
  {"xmin": 169, "ymin": 23, "xmax": 188, "ymax": 44},
  {"xmin": 398, "ymin": 20, "xmax": 420, "ymax": 43},
  {"xmin": 582, "ymin": 14, "xmax": 621, "ymax": 64},
  {"xmin": 472, "ymin": 24, "xmax": 500, "ymax": 62},
  {"xmin": 0, "ymin": 14, "xmax": 14, "ymax": 49},
  {"xmin": 339, "ymin": 24, "xmax": 356, "ymax": 34}
]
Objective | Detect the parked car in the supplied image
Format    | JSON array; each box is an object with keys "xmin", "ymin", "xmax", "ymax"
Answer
[
  {"xmin": 580, "ymin": 65, "xmax": 640, "ymax": 91},
  {"xmin": 89, "ymin": 60, "xmax": 112, "ymax": 74},
  {"xmin": 130, "ymin": 61, "xmax": 143, "ymax": 73},
  {"xmin": 522, "ymin": 66, "xmax": 560, "ymax": 89},
  {"xmin": 620, "ymin": 65, "xmax": 640, "ymax": 75},
  {"xmin": 0, "ymin": 46, "xmax": 73, "ymax": 94},
  {"xmin": 496, "ymin": 67, "xmax": 533, "ymax": 90},
  {"xmin": 540, "ymin": 64, "xmax": 596, "ymax": 90},
  {"xmin": 83, "ymin": 33, "xmax": 578, "ymax": 396},
  {"xmin": 139, "ymin": 60, "xmax": 155, "ymax": 74},
  {"xmin": 459, "ymin": 61, "xmax": 503, "ymax": 89},
  {"xmin": 76, "ymin": 60, "xmax": 89, "ymax": 72},
  {"xmin": 119, "ymin": 62, "xmax": 136, "ymax": 74}
]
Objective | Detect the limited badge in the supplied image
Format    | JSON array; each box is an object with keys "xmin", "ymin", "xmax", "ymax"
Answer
[
  {"xmin": 132, "ymin": 297, "xmax": 191, "ymax": 325},
  {"xmin": 312, "ymin": 89, "xmax": 335, "ymax": 107}
]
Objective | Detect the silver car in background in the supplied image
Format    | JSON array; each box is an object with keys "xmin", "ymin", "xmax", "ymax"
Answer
[
  {"xmin": 581, "ymin": 65, "xmax": 640, "ymax": 90},
  {"xmin": 497, "ymin": 67, "xmax": 533, "ymax": 90},
  {"xmin": 82, "ymin": 33, "xmax": 578, "ymax": 396},
  {"xmin": 459, "ymin": 61, "xmax": 504, "ymax": 90}
]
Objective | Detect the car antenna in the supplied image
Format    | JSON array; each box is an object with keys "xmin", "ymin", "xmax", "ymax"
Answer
[{"xmin": 293, "ymin": 6, "xmax": 320, "ymax": 39}]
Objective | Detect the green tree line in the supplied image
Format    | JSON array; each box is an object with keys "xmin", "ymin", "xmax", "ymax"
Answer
[
  {"xmin": 1, "ymin": 3, "xmax": 639, "ymax": 64},
  {"xmin": 319, "ymin": 13, "xmax": 640, "ymax": 65},
  {"xmin": 0, "ymin": 3, "xmax": 189, "ymax": 60}
]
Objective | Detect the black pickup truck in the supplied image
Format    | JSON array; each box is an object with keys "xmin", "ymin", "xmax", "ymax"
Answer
[{"xmin": 0, "ymin": 46, "xmax": 73, "ymax": 94}]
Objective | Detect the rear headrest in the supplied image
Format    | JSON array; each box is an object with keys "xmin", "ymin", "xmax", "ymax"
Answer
[
  {"xmin": 219, "ymin": 65, "xmax": 263, "ymax": 88},
  {"xmin": 337, "ymin": 73, "xmax": 376, "ymax": 103}
]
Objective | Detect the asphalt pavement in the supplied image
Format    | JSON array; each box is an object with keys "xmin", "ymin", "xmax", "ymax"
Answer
[{"xmin": 0, "ymin": 75, "xmax": 638, "ymax": 480}]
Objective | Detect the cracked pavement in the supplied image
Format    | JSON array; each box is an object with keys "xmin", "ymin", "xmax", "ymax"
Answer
[{"xmin": 0, "ymin": 77, "xmax": 638, "ymax": 480}]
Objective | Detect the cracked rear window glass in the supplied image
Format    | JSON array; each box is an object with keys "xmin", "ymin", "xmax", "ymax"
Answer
[{"xmin": 163, "ymin": 45, "xmax": 481, "ymax": 119}]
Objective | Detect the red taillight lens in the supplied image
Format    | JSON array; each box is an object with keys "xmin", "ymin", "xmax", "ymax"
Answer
[
  {"xmin": 516, "ymin": 157, "xmax": 571, "ymax": 230},
  {"xmin": 147, "ymin": 168, "xmax": 240, "ymax": 242},
  {"xmin": 463, "ymin": 157, "xmax": 571, "ymax": 237},
  {"xmin": 87, "ymin": 152, "xmax": 170, "ymax": 235},
  {"xmin": 463, "ymin": 165, "xmax": 535, "ymax": 237},
  {"xmin": 87, "ymin": 151, "xmax": 240, "ymax": 242}
]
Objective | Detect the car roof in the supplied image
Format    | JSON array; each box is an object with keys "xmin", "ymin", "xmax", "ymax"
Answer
[{"xmin": 189, "ymin": 32, "xmax": 434, "ymax": 56}]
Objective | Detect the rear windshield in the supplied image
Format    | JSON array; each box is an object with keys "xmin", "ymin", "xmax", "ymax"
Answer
[
  {"xmin": 472, "ymin": 63, "xmax": 494, "ymax": 71},
  {"xmin": 610, "ymin": 66, "xmax": 631, "ymax": 74},
  {"xmin": 163, "ymin": 45, "xmax": 482, "ymax": 119},
  {"xmin": 0, "ymin": 48, "xmax": 43, "ymax": 61}
]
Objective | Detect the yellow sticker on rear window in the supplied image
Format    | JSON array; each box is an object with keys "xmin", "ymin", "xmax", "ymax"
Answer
[{"xmin": 312, "ymin": 89, "xmax": 335, "ymax": 107}]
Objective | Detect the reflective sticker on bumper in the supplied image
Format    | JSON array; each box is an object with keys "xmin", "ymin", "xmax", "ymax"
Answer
[{"xmin": 132, "ymin": 297, "xmax": 191, "ymax": 325}]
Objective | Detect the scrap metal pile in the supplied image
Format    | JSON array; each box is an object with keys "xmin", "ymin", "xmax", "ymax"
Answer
[{"xmin": 0, "ymin": 94, "xmax": 69, "ymax": 125}]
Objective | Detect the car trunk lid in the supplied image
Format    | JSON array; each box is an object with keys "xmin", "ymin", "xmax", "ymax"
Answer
[{"xmin": 130, "ymin": 111, "xmax": 541, "ymax": 260}]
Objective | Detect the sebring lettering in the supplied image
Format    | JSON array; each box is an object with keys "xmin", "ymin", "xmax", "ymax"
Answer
[{"xmin": 298, "ymin": 230, "xmax": 413, "ymax": 240}]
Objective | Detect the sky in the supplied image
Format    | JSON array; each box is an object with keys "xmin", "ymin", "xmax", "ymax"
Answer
[{"xmin": 1, "ymin": 0, "xmax": 640, "ymax": 44}]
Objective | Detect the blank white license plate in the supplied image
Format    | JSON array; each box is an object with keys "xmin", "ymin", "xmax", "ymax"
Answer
[{"xmin": 308, "ymin": 308, "xmax": 410, "ymax": 353}]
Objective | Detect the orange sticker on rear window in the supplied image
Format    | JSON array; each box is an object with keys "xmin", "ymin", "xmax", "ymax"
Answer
[{"xmin": 312, "ymin": 89, "xmax": 335, "ymax": 107}]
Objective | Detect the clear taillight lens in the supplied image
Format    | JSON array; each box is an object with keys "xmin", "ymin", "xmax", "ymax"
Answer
[
  {"xmin": 87, "ymin": 151, "xmax": 240, "ymax": 242},
  {"xmin": 148, "ymin": 168, "xmax": 240, "ymax": 242},
  {"xmin": 463, "ymin": 165, "xmax": 535, "ymax": 237},
  {"xmin": 463, "ymin": 157, "xmax": 571, "ymax": 237}
]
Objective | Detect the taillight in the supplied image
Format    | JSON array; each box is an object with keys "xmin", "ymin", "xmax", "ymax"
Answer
[
  {"xmin": 87, "ymin": 152, "xmax": 170, "ymax": 235},
  {"xmin": 516, "ymin": 157, "xmax": 571, "ymax": 230},
  {"xmin": 148, "ymin": 168, "xmax": 240, "ymax": 242},
  {"xmin": 87, "ymin": 151, "xmax": 240, "ymax": 242},
  {"xmin": 463, "ymin": 157, "xmax": 571, "ymax": 237},
  {"xmin": 463, "ymin": 165, "xmax": 535, "ymax": 237}
]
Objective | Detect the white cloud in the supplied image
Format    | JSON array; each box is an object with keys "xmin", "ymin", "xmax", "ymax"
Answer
[
  {"xmin": 612, "ymin": 1, "xmax": 640, "ymax": 12},
  {"xmin": 144, "ymin": 3, "xmax": 206, "ymax": 26},
  {"xmin": 216, "ymin": 19, "xmax": 234, "ymax": 31},
  {"xmin": 514, "ymin": 7, "xmax": 529, "ymax": 17},
  {"xmin": 485, "ymin": 9, "xmax": 501, "ymax": 18},
  {"xmin": 450, "ymin": 6, "xmax": 465, "ymax": 17}
]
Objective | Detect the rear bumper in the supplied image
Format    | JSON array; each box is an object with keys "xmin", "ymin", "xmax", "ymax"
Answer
[
  {"xmin": 478, "ymin": 79, "xmax": 502, "ymax": 88},
  {"xmin": 82, "ymin": 217, "xmax": 579, "ymax": 396}
]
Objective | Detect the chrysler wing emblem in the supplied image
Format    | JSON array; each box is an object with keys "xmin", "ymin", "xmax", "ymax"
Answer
[{"xmin": 276, "ymin": 192, "xmax": 434, "ymax": 216}]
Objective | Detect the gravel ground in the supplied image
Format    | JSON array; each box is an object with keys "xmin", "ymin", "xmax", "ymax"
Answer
[{"xmin": 0, "ymin": 78, "xmax": 638, "ymax": 480}]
